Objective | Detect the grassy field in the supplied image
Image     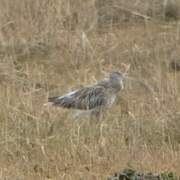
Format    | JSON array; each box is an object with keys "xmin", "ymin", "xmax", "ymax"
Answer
[{"xmin": 0, "ymin": 0, "xmax": 180, "ymax": 179}]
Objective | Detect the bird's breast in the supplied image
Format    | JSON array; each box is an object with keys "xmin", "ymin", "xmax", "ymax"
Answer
[{"xmin": 107, "ymin": 95, "xmax": 116, "ymax": 107}]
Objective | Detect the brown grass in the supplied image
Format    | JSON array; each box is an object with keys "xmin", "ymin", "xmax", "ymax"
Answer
[{"xmin": 0, "ymin": 0, "xmax": 180, "ymax": 179}]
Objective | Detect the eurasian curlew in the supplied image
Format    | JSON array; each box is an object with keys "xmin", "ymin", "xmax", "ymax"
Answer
[{"xmin": 46, "ymin": 71, "xmax": 127, "ymax": 117}]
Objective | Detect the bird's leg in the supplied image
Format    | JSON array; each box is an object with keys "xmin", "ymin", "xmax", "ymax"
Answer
[{"xmin": 90, "ymin": 108, "xmax": 104, "ymax": 121}]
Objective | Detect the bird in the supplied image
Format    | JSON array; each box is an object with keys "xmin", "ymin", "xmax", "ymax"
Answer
[{"xmin": 46, "ymin": 71, "xmax": 126, "ymax": 117}]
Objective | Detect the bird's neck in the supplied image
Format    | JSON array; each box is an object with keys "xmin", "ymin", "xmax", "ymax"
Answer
[{"xmin": 109, "ymin": 79, "xmax": 123, "ymax": 93}]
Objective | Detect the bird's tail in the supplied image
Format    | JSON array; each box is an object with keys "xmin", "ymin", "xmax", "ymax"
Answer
[
  {"xmin": 43, "ymin": 96, "xmax": 59, "ymax": 106},
  {"xmin": 48, "ymin": 96, "xmax": 60, "ymax": 102}
]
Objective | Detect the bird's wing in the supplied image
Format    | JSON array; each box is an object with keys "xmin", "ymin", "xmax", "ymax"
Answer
[{"xmin": 48, "ymin": 86, "xmax": 107, "ymax": 110}]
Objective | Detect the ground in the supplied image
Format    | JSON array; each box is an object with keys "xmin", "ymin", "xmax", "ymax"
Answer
[{"xmin": 0, "ymin": 0, "xmax": 180, "ymax": 179}]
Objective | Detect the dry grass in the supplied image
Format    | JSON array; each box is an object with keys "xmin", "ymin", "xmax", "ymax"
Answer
[{"xmin": 0, "ymin": 0, "xmax": 180, "ymax": 179}]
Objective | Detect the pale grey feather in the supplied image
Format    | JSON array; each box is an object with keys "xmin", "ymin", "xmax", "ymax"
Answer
[{"xmin": 48, "ymin": 71, "xmax": 125, "ymax": 111}]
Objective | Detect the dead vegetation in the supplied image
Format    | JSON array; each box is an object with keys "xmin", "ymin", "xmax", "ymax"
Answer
[{"xmin": 0, "ymin": 0, "xmax": 180, "ymax": 179}]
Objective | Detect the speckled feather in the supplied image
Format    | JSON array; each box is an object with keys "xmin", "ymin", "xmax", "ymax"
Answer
[
  {"xmin": 48, "ymin": 86, "xmax": 107, "ymax": 110},
  {"xmin": 48, "ymin": 71, "xmax": 124, "ymax": 111}
]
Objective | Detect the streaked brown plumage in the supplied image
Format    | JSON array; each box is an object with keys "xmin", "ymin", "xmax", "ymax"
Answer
[{"xmin": 47, "ymin": 72, "xmax": 125, "ymax": 115}]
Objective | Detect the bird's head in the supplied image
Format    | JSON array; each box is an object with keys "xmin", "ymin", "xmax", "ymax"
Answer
[{"xmin": 109, "ymin": 71, "xmax": 125, "ymax": 89}]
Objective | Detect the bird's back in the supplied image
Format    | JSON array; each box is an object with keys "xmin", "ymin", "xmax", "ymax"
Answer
[{"xmin": 48, "ymin": 85, "xmax": 109, "ymax": 110}]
